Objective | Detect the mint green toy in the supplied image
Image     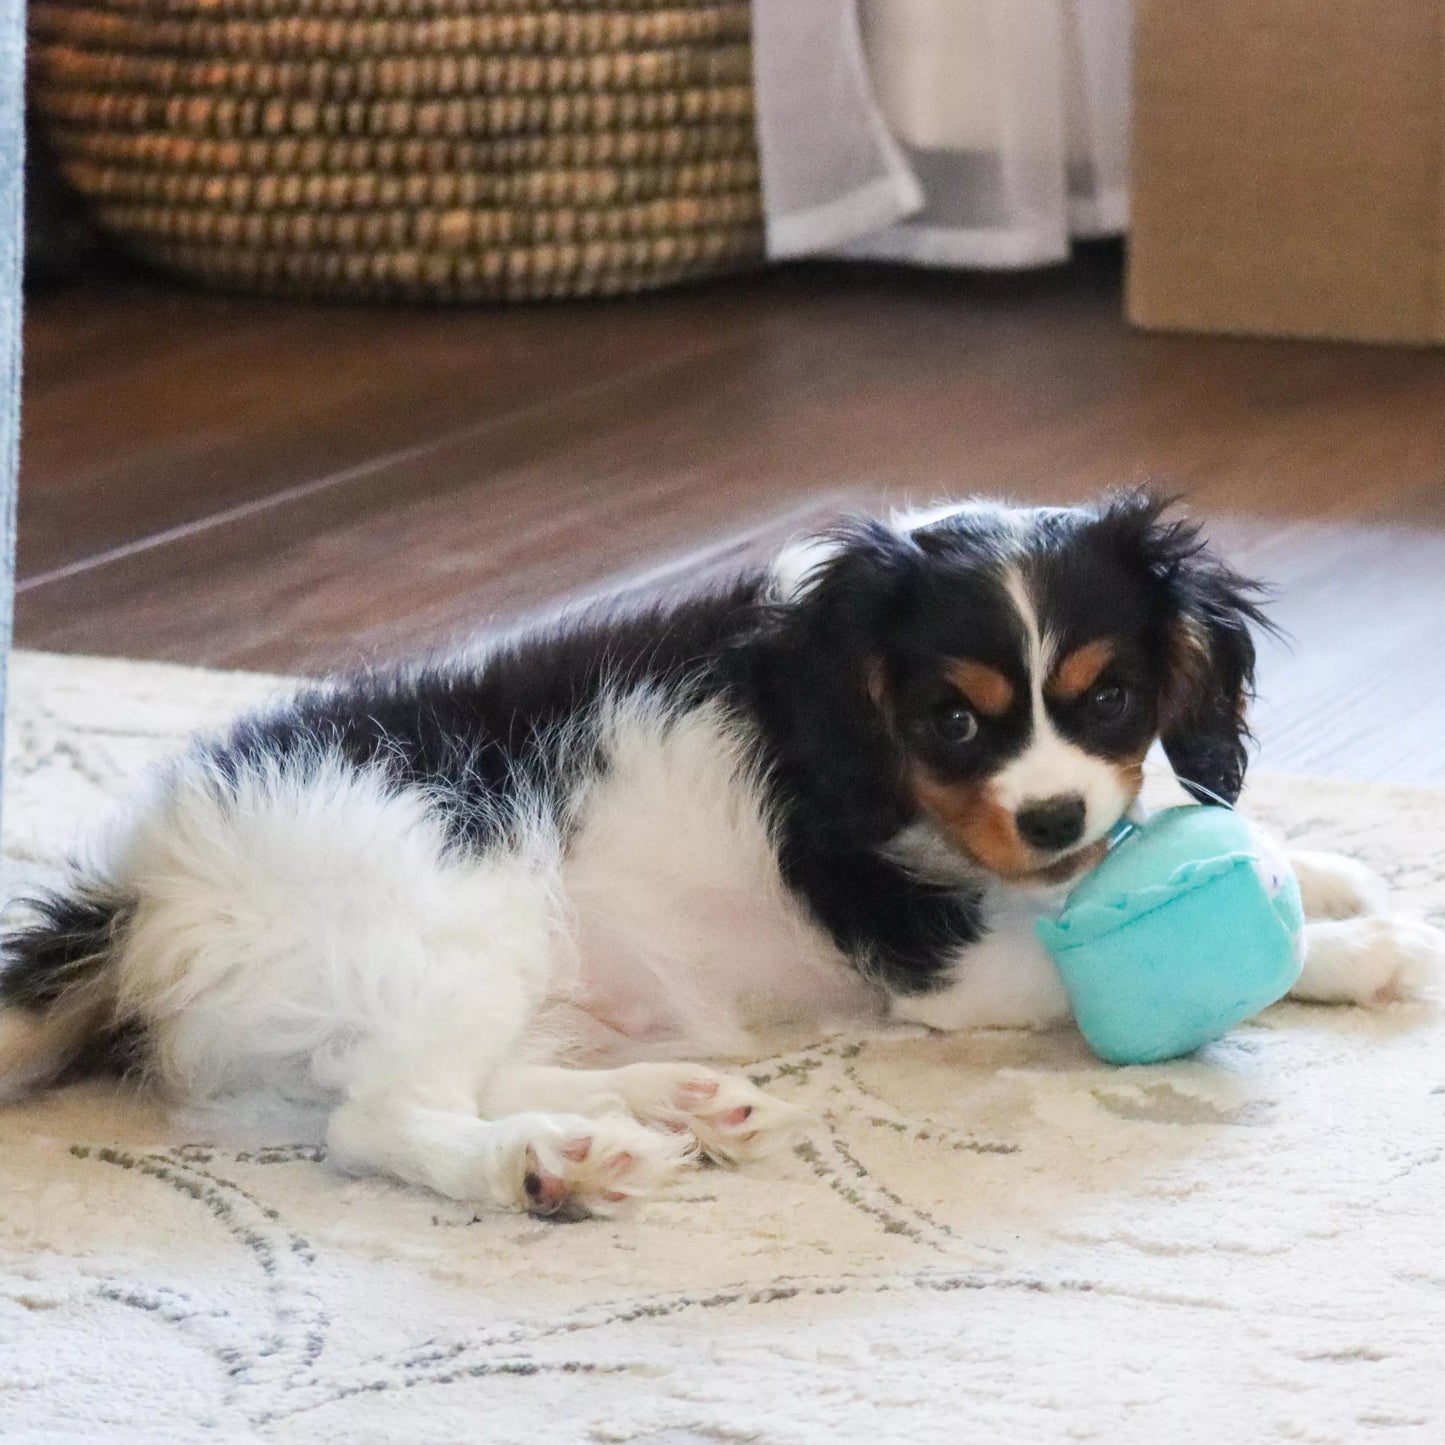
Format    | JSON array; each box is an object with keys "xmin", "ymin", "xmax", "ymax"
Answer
[{"xmin": 1036, "ymin": 805, "xmax": 1305, "ymax": 1065}]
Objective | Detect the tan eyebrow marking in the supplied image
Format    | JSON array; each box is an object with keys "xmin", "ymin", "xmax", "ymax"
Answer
[
  {"xmin": 942, "ymin": 660, "xmax": 1014, "ymax": 718},
  {"xmin": 1046, "ymin": 639, "xmax": 1116, "ymax": 702}
]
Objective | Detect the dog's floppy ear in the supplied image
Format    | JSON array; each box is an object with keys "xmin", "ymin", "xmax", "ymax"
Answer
[
  {"xmin": 764, "ymin": 518, "xmax": 922, "ymax": 843},
  {"xmin": 1094, "ymin": 491, "xmax": 1272, "ymax": 806}
]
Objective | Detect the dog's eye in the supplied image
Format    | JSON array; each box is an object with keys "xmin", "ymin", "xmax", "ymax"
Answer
[
  {"xmin": 930, "ymin": 702, "xmax": 979, "ymax": 745},
  {"xmin": 1087, "ymin": 683, "xmax": 1130, "ymax": 721}
]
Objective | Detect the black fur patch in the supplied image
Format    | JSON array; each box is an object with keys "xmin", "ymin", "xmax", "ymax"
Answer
[
  {"xmin": 0, "ymin": 888, "xmax": 141, "ymax": 1080},
  {"xmin": 0, "ymin": 888, "xmax": 130, "ymax": 1009},
  {"xmin": 1078, "ymin": 491, "xmax": 1274, "ymax": 804},
  {"xmin": 212, "ymin": 579, "xmax": 768, "ymax": 849}
]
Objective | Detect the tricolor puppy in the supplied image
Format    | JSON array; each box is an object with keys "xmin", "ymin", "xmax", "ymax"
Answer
[{"xmin": 0, "ymin": 493, "xmax": 1434, "ymax": 1218}]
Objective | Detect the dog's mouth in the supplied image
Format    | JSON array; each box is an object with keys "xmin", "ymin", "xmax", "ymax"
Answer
[
  {"xmin": 1017, "ymin": 838, "xmax": 1110, "ymax": 887},
  {"xmin": 923, "ymin": 827, "xmax": 1112, "ymax": 891},
  {"xmin": 905, "ymin": 765, "xmax": 1120, "ymax": 891},
  {"xmin": 885, "ymin": 812, "xmax": 1113, "ymax": 894}
]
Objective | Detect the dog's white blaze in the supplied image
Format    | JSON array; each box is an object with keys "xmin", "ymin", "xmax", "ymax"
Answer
[
  {"xmin": 991, "ymin": 722, "xmax": 1131, "ymax": 848},
  {"xmin": 995, "ymin": 564, "xmax": 1129, "ymax": 848}
]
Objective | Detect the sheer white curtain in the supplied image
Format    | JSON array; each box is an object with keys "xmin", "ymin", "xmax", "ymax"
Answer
[{"xmin": 751, "ymin": 0, "xmax": 1133, "ymax": 269}]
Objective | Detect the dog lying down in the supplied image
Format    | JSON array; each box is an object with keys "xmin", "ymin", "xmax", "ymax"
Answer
[{"xmin": 2, "ymin": 492, "xmax": 1438, "ymax": 1218}]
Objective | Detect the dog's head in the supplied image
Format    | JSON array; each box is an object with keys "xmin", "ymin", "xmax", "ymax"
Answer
[{"xmin": 769, "ymin": 491, "xmax": 1270, "ymax": 886}]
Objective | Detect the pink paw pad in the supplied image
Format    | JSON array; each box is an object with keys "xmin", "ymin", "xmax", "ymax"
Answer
[
  {"xmin": 598, "ymin": 1149, "xmax": 638, "ymax": 1202},
  {"xmin": 523, "ymin": 1137, "xmax": 593, "ymax": 1216},
  {"xmin": 522, "ymin": 1157, "xmax": 566, "ymax": 1214},
  {"xmin": 675, "ymin": 1078, "xmax": 721, "ymax": 1105}
]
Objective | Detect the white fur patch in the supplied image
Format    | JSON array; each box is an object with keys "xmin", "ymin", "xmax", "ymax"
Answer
[
  {"xmin": 109, "ymin": 752, "xmax": 564, "ymax": 1099},
  {"xmin": 890, "ymin": 498, "xmax": 1067, "ymax": 541},
  {"xmin": 1294, "ymin": 915, "xmax": 1443, "ymax": 1006},
  {"xmin": 1291, "ymin": 850, "xmax": 1391, "ymax": 921},
  {"xmin": 561, "ymin": 694, "xmax": 876, "ymax": 1060},
  {"xmin": 769, "ymin": 534, "xmax": 847, "ymax": 603},
  {"xmin": 890, "ymin": 883, "xmax": 1072, "ymax": 1032}
]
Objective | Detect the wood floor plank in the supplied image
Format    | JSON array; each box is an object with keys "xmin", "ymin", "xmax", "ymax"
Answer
[
  {"xmin": 15, "ymin": 309, "xmax": 889, "ymax": 666},
  {"xmin": 17, "ymin": 273, "xmax": 805, "ymax": 580},
  {"xmin": 20, "ymin": 281, "xmax": 257, "ymax": 392}
]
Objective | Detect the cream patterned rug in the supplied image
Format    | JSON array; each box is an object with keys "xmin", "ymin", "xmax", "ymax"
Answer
[{"xmin": 2, "ymin": 651, "xmax": 1444, "ymax": 1445}]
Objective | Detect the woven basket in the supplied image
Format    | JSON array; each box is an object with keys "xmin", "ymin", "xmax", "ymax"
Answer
[{"xmin": 28, "ymin": 0, "xmax": 765, "ymax": 301}]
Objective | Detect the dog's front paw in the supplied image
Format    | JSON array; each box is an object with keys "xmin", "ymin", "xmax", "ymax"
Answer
[
  {"xmin": 506, "ymin": 1113, "xmax": 694, "ymax": 1221},
  {"xmin": 663, "ymin": 1070, "xmax": 807, "ymax": 1166},
  {"xmin": 1293, "ymin": 915, "xmax": 1444, "ymax": 1007},
  {"xmin": 610, "ymin": 1063, "xmax": 806, "ymax": 1166},
  {"xmin": 1347, "ymin": 916, "xmax": 1445, "ymax": 1004},
  {"xmin": 1289, "ymin": 849, "xmax": 1391, "ymax": 922}
]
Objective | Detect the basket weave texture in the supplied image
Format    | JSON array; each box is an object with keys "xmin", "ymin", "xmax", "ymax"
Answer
[{"xmin": 28, "ymin": 0, "xmax": 765, "ymax": 300}]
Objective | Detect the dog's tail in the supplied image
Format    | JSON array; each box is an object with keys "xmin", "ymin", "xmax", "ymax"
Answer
[{"xmin": 0, "ymin": 883, "xmax": 136, "ymax": 1097}]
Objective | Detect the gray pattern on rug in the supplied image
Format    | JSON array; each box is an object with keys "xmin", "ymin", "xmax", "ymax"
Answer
[{"xmin": 2, "ymin": 652, "xmax": 1443, "ymax": 1444}]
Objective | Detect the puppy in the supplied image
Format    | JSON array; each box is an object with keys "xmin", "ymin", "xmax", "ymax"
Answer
[{"xmin": 0, "ymin": 492, "xmax": 1434, "ymax": 1218}]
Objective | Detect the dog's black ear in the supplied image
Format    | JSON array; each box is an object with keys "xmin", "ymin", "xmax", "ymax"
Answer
[
  {"xmin": 764, "ymin": 519, "xmax": 922, "ymax": 844},
  {"xmin": 1094, "ymin": 490, "xmax": 1272, "ymax": 806}
]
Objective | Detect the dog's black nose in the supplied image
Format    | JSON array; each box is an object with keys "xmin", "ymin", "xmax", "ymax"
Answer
[{"xmin": 1015, "ymin": 795, "xmax": 1087, "ymax": 852}]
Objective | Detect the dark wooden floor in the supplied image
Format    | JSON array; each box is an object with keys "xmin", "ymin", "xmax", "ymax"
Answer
[{"xmin": 17, "ymin": 247, "xmax": 1445, "ymax": 783}]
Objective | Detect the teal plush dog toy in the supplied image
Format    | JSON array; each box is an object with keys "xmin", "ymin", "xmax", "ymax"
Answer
[{"xmin": 1036, "ymin": 805, "xmax": 1305, "ymax": 1065}]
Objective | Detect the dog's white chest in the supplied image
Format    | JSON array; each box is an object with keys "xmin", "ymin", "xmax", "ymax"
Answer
[{"xmin": 560, "ymin": 697, "xmax": 877, "ymax": 1055}]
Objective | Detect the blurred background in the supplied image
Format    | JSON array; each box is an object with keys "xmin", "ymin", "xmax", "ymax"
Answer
[{"xmin": 16, "ymin": 0, "xmax": 1445, "ymax": 782}]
